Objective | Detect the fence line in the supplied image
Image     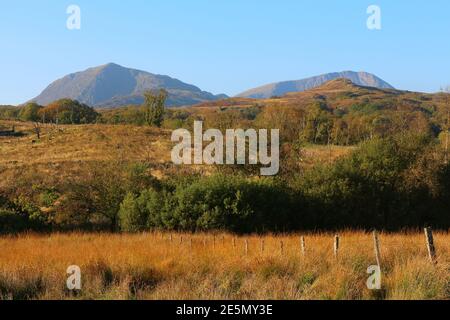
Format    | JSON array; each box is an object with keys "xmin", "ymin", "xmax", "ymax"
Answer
[{"xmin": 158, "ymin": 232, "xmax": 440, "ymax": 264}]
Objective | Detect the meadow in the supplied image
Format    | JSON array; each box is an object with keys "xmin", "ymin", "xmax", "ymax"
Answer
[{"xmin": 0, "ymin": 231, "xmax": 448, "ymax": 300}]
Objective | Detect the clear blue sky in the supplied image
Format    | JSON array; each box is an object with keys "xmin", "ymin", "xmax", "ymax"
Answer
[{"xmin": 1, "ymin": 0, "xmax": 450, "ymax": 105}]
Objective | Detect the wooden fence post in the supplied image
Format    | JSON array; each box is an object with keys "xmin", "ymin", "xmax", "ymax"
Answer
[
  {"xmin": 232, "ymin": 237, "xmax": 236, "ymax": 248},
  {"xmin": 280, "ymin": 240, "xmax": 284, "ymax": 255},
  {"xmin": 245, "ymin": 239, "xmax": 249, "ymax": 256},
  {"xmin": 334, "ymin": 234, "xmax": 340, "ymax": 259},
  {"xmin": 424, "ymin": 227, "xmax": 437, "ymax": 264},
  {"xmin": 300, "ymin": 236, "xmax": 306, "ymax": 256},
  {"xmin": 260, "ymin": 239, "xmax": 265, "ymax": 253},
  {"xmin": 180, "ymin": 236, "xmax": 183, "ymax": 244},
  {"xmin": 373, "ymin": 231, "xmax": 381, "ymax": 268}
]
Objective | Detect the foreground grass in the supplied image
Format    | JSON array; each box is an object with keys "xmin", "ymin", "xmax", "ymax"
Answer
[{"xmin": 0, "ymin": 232, "xmax": 448, "ymax": 300}]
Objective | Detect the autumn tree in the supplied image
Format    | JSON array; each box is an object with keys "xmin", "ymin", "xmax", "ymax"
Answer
[
  {"xmin": 39, "ymin": 99, "xmax": 99, "ymax": 124},
  {"xmin": 144, "ymin": 89, "xmax": 167, "ymax": 127},
  {"xmin": 18, "ymin": 103, "xmax": 43, "ymax": 122}
]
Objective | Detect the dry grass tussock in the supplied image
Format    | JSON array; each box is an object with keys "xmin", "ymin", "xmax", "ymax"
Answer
[{"xmin": 0, "ymin": 231, "xmax": 448, "ymax": 300}]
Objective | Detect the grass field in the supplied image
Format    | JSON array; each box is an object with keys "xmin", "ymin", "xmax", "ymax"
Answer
[{"xmin": 0, "ymin": 232, "xmax": 448, "ymax": 300}]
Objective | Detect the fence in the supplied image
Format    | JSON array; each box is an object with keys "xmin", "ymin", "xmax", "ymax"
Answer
[{"xmin": 158, "ymin": 228, "xmax": 440, "ymax": 266}]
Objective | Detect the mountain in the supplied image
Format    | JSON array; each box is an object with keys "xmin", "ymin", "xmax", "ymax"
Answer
[
  {"xmin": 31, "ymin": 63, "xmax": 227, "ymax": 108},
  {"xmin": 236, "ymin": 71, "xmax": 394, "ymax": 99},
  {"xmin": 193, "ymin": 78, "xmax": 402, "ymax": 110}
]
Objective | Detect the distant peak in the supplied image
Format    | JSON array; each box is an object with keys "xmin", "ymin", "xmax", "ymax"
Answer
[
  {"xmin": 237, "ymin": 71, "xmax": 394, "ymax": 99},
  {"xmin": 100, "ymin": 62, "xmax": 123, "ymax": 69},
  {"xmin": 30, "ymin": 63, "xmax": 223, "ymax": 107}
]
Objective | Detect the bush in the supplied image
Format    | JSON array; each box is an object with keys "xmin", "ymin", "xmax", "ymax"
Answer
[
  {"xmin": 118, "ymin": 189, "xmax": 161, "ymax": 232},
  {"xmin": 60, "ymin": 162, "xmax": 158, "ymax": 231},
  {"xmin": 0, "ymin": 209, "xmax": 28, "ymax": 234},
  {"xmin": 117, "ymin": 175, "xmax": 295, "ymax": 233},
  {"xmin": 0, "ymin": 195, "xmax": 48, "ymax": 234},
  {"xmin": 13, "ymin": 196, "xmax": 48, "ymax": 231},
  {"xmin": 293, "ymin": 133, "xmax": 444, "ymax": 230}
]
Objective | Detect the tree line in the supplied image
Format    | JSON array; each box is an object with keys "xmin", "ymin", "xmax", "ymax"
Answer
[{"xmin": 0, "ymin": 89, "xmax": 168, "ymax": 127}]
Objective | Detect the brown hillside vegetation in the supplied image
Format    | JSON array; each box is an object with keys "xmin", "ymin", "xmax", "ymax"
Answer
[
  {"xmin": 191, "ymin": 78, "xmax": 442, "ymax": 113},
  {"xmin": 97, "ymin": 78, "xmax": 449, "ymax": 148},
  {"xmin": 0, "ymin": 121, "xmax": 172, "ymax": 187},
  {"xmin": 0, "ymin": 121, "xmax": 172, "ymax": 167},
  {"xmin": 0, "ymin": 119, "xmax": 352, "ymax": 183}
]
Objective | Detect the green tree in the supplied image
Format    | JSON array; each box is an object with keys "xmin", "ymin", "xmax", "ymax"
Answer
[
  {"xmin": 118, "ymin": 193, "xmax": 147, "ymax": 232},
  {"xmin": 118, "ymin": 188, "xmax": 162, "ymax": 232},
  {"xmin": 18, "ymin": 103, "xmax": 43, "ymax": 122},
  {"xmin": 144, "ymin": 89, "xmax": 167, "ymax": 127},
  {"xmin": 60, "ymin": 162, "xmax": 157, "ymax": 231}
]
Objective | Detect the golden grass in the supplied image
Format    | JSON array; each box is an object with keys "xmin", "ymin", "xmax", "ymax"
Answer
[
  {"xmin": 0, "ymin": 121, "xmax": 172, "ymax": 168},
  {"xmin": 0, "ymin": 120, "xmax": 354, "ymax": 187},
  {"xmin": 0, "ymin": 232, "xmax": 448, "ymax": 300},
  {"xmin": 0, "ymin": 120, "xmax": 175, "ymax": 188},
  {"xmin": 301, "ymin": 145, "xmax": 355, "ymax": 167}
]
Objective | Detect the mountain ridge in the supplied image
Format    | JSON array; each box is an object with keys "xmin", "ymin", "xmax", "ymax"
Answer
[
  {"xmin": 236, "ymin": 71, "xmax": 394, "ymax": 99},
  {"xmin": 31, "ymin": 63, "xmax": 227, "ymax": 108}
]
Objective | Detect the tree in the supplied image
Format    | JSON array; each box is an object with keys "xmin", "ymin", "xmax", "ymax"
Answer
[
  {"xmin": 118, "ymin": 188, "xmax": 161, "ymax": 232},
  {"xmin": 144, "ymin": 89, "xmax": 167, "ymax": 127},
  {"xmin": 118, "ymin": 193, "xmax": 147, "ymax": 232},
  {"xmin": 39, "ymin": 99, "xmax": 99, "ymax": 124},
  {"xmin": 60, "ymin": 162, "xmax": 157, "ymax": 231},
  {"xmin": 17, "ymin": 103, "xmax": 45, "ymax": 140},
  {"xmin": 18, "ymin": 103, "xmax": 43, "ymax": 122},
  {"xmin": 33, "ymin": 122, "xmax": 42, "ymax": 140}
]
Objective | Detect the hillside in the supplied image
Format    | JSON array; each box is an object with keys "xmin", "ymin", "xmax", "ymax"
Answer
[
  {"xmin": 30, "ymin": 63, "xmax": 227, "ymax": 108},
  {"xmin": 237, "ymin": 71, "xmax": 394, "ymax": 99},
  {"xmin": 192, "ymin": 78, "xmax": 440, "ymax": 113},
  {"xmin": 96, "ymin": 77, "xmax": 450, "ymax": 148}
]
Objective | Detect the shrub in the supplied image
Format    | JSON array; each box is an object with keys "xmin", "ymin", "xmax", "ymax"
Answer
[
  {"xmin": 118, "ymin": 189, "xmax": 162, "ymax": 232},
  {"xmin": 0, "ymin": 209, "xmax": 28, "ymax": 234},
  {"xmin": 116, "ymin": 175, "xmax": 295, "ymax": 233},
  {"xmin": 60, "ymin": 162, "xmax": 158, "ymax": 231},
  {"xmin": 119, "ymin": 193, "xmax": 147, "ymax": 232},
  {"xmin": 293, "ymin": 133, "xmax": 440, "ymax": 230},
  {"xmin": 13, "ymin": 196, "xmax": 48, "ymax": 230},
  {"xmin": 159, "ymin": 175, "xmax": 294, "ymax": 233}
]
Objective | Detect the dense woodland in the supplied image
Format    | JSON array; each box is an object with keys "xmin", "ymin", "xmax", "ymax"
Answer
[{"xmin": 1, "ymin": 81, "xmax": 450, "ymax": 233}]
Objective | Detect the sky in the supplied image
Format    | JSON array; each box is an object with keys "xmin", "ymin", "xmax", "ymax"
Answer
[{"xmin": 1, "ymin": 0, "xmax": 450, "ymax": 105}]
